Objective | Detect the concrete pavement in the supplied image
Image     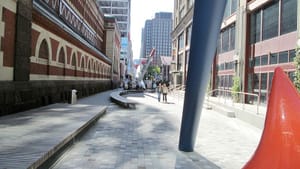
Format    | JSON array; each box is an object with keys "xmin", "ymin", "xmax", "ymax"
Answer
[
  {"xmin": 0, "ymin": 90, "xmax": 112, "ymax": 169},
  {"xmin": 51, "ymin": 92, "xmax": 262, "ymax": 169}
]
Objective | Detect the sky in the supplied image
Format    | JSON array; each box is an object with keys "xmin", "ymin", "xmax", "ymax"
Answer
[{"xmin": 131, "ymin": 0, "xmax": 174, "ymax": 59}]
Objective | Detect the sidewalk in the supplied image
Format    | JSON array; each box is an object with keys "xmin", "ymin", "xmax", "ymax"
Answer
[
  {"xmin": 51, "ymin": 92, "xmax": 262, "ymax": 169},
  {"xmin": 0, "ymin": 90, "xmax": 112, "ymax": 169},
  {"xmin": 169, "ymin": 90, "xmax": 267, "ymax": 129}
]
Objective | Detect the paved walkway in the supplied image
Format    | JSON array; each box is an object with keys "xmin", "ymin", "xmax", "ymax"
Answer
[
  {"xmin": 0, "ymin": 90, "xmax": 112, "ymax": 169},
  {"xmin": 51, "ymin": 92, "xmax": 262, "ymax": 169}
]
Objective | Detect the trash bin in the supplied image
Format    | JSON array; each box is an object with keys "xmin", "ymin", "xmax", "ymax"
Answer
[{"xmin": 71, "ymin": 89, "xmax": 77, "ymax": 104}]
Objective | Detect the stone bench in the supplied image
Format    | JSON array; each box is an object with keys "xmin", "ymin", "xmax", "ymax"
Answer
[{"xmin": 110, "ymin": 90, "xmax": 137, "ymax": 108}]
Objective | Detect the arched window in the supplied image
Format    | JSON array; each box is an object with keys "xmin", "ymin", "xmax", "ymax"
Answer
[
  {"xmin": 71, "ymin": 54, "xmax": 76, "ymax": 66},
  {"xmin": 81, "ymin": 57, "xmax": 85, "ymax": 69},
  {"xmin": 88, "ymin": 60, "xmax": 92, "ymax": 77},
  {"xmin": 37, "ymin": 39, "xmax": 50, "ymax": 75},
  {"xmin": 71, "ymin": 54, "xmax": 76, "ymax": 77},
  {"xmin": 58, "ymin": 47, "xmax": 66, "ymax": 76},
  {"xmin": 38, "ymin": 39, "xmax": 49, "ymax": 59},
  {"xmin": 58, "ymin": 48, "xmax": 65, "ymax": 63}
]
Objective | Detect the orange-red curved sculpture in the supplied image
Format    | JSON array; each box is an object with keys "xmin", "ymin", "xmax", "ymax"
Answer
[{"xmin": 243, "ymin": 67, "xmax": 300, "ymax": 169}]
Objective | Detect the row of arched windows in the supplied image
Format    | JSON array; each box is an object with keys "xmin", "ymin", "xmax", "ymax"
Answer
[{"xmin": 35, "ymin": 38, "xmax": 111, "ymax": 78}]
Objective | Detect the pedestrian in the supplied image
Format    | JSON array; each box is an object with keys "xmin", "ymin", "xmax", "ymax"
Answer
[
  {"xmin": 157, "ymin": 83, "xmax": 162, "ymax": 102},
  {"xmin": 162, "ymin": 83, "xmax": 168, "ymax": 103}
]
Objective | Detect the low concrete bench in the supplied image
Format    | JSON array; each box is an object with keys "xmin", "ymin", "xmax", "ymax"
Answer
[{"xmin": 110, "ymin": 90, "xmax": 137, "ymax": 108}]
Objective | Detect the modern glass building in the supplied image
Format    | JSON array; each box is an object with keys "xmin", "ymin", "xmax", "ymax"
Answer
[
  {"xmin": 140, "ymin": 12, "xmax": 173, "ymax": 66},
  {"xmin": 172, "ymin": 0, "xmax": 299, "ymax": 104}
]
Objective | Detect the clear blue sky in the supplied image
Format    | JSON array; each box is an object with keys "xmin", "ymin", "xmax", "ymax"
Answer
[{"xmin": 131, "ymin": 0, "xmax": 174, "ymax": 59}]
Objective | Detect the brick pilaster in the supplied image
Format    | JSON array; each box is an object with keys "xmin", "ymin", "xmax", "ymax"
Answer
[{"xmin": 14, "ymin": 0, "xmax": 32, "ymax": 81}]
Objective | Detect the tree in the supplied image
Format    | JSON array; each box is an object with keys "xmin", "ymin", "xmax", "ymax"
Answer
[
  {"xmin": 294, "ymin": 47, "xmax": 300, "ymax": 92},
  {"xmin": 144, "ymin": 66, "xmax": 160, "ymax": 80},
  {"xmin": 231, "ymin": 76, "xmax": 240, "ymax": 102}
]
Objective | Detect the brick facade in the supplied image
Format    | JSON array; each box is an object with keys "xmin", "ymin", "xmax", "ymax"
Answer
[{"xmin": 0, "ymin": 0, "xmax": 119, "ymax": 115}]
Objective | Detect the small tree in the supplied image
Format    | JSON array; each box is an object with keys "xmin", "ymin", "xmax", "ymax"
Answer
[
  {"xmin": 144, "ymin": 66, "xmax": 160, "ymax": 80},
  {"xmin": 294, "ymin": 47, "xmax": 300, "ymax": 92},
  {"xmin": 231, "ymin": 76, "xmax": 240, "ymax": 102}
]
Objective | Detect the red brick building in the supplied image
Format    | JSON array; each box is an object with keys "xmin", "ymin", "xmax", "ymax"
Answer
[{"xmin": 0, "ymin": 0, "xmax": 120, "ymax": 115}]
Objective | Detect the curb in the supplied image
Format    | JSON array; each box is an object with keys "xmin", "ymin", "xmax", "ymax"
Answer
[
  {"xmin": 27, "ymin": 106, "xmax": 107, "ymax": 169},
  {"xmin": 205, "ymin": 100, "xmax": 265, "ymax": 129}
]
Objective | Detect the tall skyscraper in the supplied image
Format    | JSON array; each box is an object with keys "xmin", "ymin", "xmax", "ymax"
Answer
[
  {"xmin": 96, "ymin": 0, "xmax": 132, "ymax": 78},
  {"xmin": 141, "ymin": 12, "xmax": 173, "ymax": 66},
  {"xmin": 97, "ymin": 0, "xmax": 130, "ymax": 37}
]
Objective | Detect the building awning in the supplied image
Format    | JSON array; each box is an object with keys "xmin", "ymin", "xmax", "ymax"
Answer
[{"xmin": 160, "ymin": 56, "xmax": 172, "ymax": 65}]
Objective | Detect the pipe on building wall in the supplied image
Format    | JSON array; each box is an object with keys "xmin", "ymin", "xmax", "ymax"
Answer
[{"xmin": 178, "ymin": 0, "xmax": 227, "ymax": 152}]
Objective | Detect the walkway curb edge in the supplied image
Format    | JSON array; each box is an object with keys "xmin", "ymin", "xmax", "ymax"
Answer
[{"xmin": 27, "ymin": 106, "xmax": 107, "ymax": 169}]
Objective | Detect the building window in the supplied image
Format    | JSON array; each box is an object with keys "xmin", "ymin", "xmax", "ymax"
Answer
[
  {"xmin": 261, "ymin": 55, "xmax": 268, "ymax": 65},
  {"xmin": 254, "ymin": 56, "xmax": 260, "ymax": 66},
  {"xmin": 231, "ymin": 0, "xmax": 238, "ymax": 13},
  {"xmin": 81, "ymin": 57, "xmax": 85, "ymax": 69},
  {"xmin": 251, "ymin": 0, "xmax": 297, "ymax": 44},
  {"xmin": 223, "ymin": 0, "xmax": 238, "ymax": 18},
  {"xmin": 269, "ymin": 72, "xmax": 274, "ymax": 89},
  {"xmin": 254, "ymin": 73, "xmax": 259, "ymax": 89},
  {"xmin": 186, "ymin": 25, "xmax": 192, "ymax": 46},
  {"xmin": 278, "ymin": 51, "xmax": 288, "ymax": 63},
  {"xmin": 289, "ymin": 49, "xmax": 296, "ymax": 62},
  {"xmin": 250, "ymin": 11, "xmax": 261, "ymax": 44},
  {"xmin": 220, "ymin": 24, "xmax": 235, "ymax": 53},
  {"xmin": 38, "ymin": 39, "xmax": 49, "ymax": 59},
  {"xmin": 229, "ymin": 25, "xmax": 235, "ymax": 50},
  {"xmin": 262, "ymin": 0, "xmax": 279, "ymax": 40},
  {"xmin": 71, "ymin": 54, "xmax": 76, "ymax": 66},
  {"xmin": 261, "ymin": 73, "xmax": 267, "ymax": 90},
  {"xmin": 281, "ymin": 0, "xmax": 297, "ymax": 35},
  {"xmin": 270, "ymin": 53, "xmax": 278, "ymax": 64},
  {"xmin": 221, "ymin": 29, "xmax": 229, "ymax": 52},
  {"xmin": 178, "ymin": 33, "xmax": 184, "ymax": 50},
  {"xmin": 177, "ymin": 53, "xmax": 183, "ymax": 70},
  {"xmin": 58, "ymin": 48, "xmax": 65, "ymax": 63},
  {"xmin": 224, "ymin": 1, "xmax": 231, "ymax": 18}
]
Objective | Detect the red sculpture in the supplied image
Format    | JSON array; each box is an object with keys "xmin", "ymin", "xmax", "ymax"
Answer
[{"xmin": 243, "ymin": 67, "xmax": 300, "ymax": 169}]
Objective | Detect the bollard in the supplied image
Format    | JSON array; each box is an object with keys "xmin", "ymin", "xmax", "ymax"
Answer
[{"xmin": 71, "ymin": 89, "xmax": 77, "ymax": 104}]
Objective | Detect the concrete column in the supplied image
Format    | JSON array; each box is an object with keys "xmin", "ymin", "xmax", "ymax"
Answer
[
  {"xmin": 235, "ymin": 2, "xmax": 247, "ymax": 94},
  {"xmin": 14, "ymin": 0, "xmax": 32, "ymax": 81},
  {"xmin": 178, "ymin": 0, "xmax": 227, "ymax": 152}
]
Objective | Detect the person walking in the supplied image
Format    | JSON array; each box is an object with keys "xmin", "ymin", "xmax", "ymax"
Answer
[
  {"xmin": 162, "ymin": 83, "xmax": 168, "ymax": 103},
  {"xmin": 157, "ymin": 83, "xmax": 162, "ymax": 102}
]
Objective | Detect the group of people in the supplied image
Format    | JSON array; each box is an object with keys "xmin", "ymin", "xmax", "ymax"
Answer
[{"xmin": 156, "ymin": 82, "xmax": 168, "ymax": 102}]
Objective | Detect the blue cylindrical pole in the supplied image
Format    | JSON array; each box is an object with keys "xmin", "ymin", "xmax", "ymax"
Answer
[{"xmin": 178, "ymin": 0, "xmax": 227, "ymax": 152}]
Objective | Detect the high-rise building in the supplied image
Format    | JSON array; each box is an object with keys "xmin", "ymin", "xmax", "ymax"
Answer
[
  {"xmin": 141, "ymin": 12, "xmax": 173, "ymax": 66},
  {"xmin": 96, "ymin": 0, "xmax": 131, "ymax": 78},
  {"xmin": 97, "ymin": 0, "xmax": 130, "ymax": 37}
]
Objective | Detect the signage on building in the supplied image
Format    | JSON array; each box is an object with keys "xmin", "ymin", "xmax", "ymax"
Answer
[{"xmin": 41, "ymin": 0, "xmax": 97, "ymax": 45}]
